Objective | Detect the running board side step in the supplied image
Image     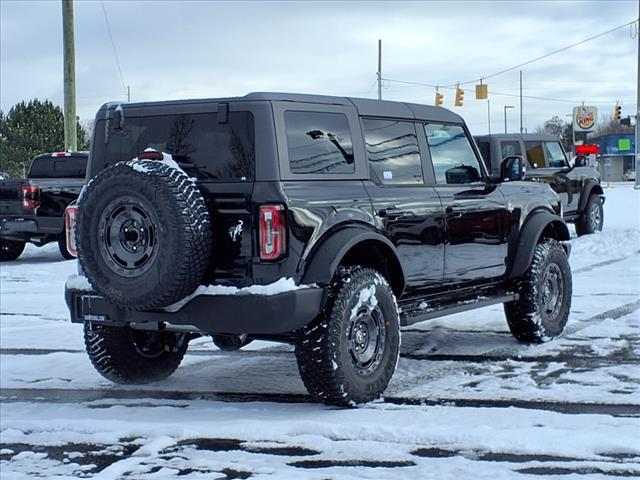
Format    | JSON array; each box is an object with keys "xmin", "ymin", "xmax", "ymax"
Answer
[{"xmin": 399, "ymin": 292, "xmax": 518, "ymax": 326}]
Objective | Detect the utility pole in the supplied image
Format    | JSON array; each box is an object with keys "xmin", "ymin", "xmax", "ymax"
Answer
[
  {"xmin": 487, "ymin": 99, "xmax": 491, "ymax": 135},
  {"xmin": 519, "ymin": 70, "xmax": 523, "ymax": 134},
  {"xmin": 377, "ymin": 39, "xmax": 382, "ymax": 101},
  {"xmin": 62, "ymin": 0, "xmax": 77, "ymax": 151},
  {"xmin": 127, "ymin": 85, "xmax": 131, "ymax": 102}
]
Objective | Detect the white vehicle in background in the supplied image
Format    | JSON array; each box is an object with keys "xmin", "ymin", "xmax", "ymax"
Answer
[{"xmin": 623, "ymin": 170, "xmax": 636, "ymax": 182}]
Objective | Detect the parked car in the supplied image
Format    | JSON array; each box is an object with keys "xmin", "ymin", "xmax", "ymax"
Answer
[
  {"xmin": 65, "ymin": 93, "xmax": 572, "ymax": 406},
  {"xmin": 0, "ymin": 151, "xmax": 88, "ymax": 261},
  {"xmin": 474, "ymin": 133, "xmax": 604, "ymax": 236}
]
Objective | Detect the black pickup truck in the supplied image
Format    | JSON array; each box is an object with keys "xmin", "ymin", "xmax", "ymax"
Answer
[
  {"xmin": 0, "ymin": 151, "xmax": 88, "ymax": 261},
  {"xmin": 474, "ymin": 133, "xmax": 604, "ymax": 236},
  {"xmin": 65, "ymin": 93, "xmax": 572, "ymax": 406}
]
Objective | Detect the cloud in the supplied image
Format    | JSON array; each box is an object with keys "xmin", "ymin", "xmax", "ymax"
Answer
[{"xmin": 1, "ymin": 0, "xmax": 636, "ymax": 134}]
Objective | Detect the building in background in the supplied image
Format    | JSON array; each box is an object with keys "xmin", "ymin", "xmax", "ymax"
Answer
[{"xmin": 590, "ymin": 134, "xmax": 635, "ymax": 181}]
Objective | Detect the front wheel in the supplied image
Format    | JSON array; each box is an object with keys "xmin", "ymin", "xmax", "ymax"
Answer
[
  {"xmin": 295, "ymin": 267, "xmax": 400, "ymax": 406},
  {"xmin": 575, "ymin": 194, "xmax": 603, "ymax": 236},
  {"xmin": 0, "ymin": 239, "xmax": 25, "ymax": 261},
  {"xmin": 84, "ymin": 323, "xmax": 188, "ymax": 384},
  {"xmin": 504, "ymin": 239, "xmax": 572, "ymax": 343}
]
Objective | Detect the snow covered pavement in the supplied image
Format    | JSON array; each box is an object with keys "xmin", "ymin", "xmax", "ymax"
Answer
[{"xmin": 1, "ymin": 184, "xmax": 639, "ymax": 479}]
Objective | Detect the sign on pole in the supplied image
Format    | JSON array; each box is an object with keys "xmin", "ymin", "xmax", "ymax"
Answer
[{"xmin": 573, "ymin": 106, "xmax": 597, "ymax": 132}]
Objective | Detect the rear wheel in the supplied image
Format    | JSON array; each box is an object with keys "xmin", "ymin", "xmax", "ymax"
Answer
[
  {"xmin": 575, "ymin": 194, "xmax": 603, "ymax": 236},
  {"xmin": 0, "ymin": 239, "xmax": 26, "ymax": 261},
  {"xmin": 84, "ymin": 322, "xmax": 188, "ymax": 384},
  {"xmin": 58, "ymin": 234, "xmax": 74, "ymax": 260},
  {"xmin": 295, "ymin": 267, "xmax": 400, "ymax": 406},
  {"xmin": 504, "ymin": 239, "xmax": 572, "ymax": 343}
]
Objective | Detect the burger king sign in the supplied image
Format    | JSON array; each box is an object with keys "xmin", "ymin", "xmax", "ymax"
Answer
[{"xmin": 573, "ymin": 106, "xmax": 597, "ymax": 132}]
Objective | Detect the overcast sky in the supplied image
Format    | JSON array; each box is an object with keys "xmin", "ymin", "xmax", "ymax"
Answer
[{"xmin": 1, "ymin": 0, "xmax": 637, "ymax": 134}]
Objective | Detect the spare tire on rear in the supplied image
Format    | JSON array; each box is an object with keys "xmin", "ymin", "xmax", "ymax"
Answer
[{"xmin": 77, "ymin": 160, "xmax": 212, "ymax": 310}]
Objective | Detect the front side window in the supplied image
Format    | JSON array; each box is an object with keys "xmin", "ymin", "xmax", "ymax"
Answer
[
  {"xmin": 424, "ymin": 123, "xmax": 483, "ymax": 184},
  {"xmin": 525, "ymin": 141, "xmax": 546, "ymax": 168},
  {"xmin": 362, "ymin": 119, "xmax": 422, "ymax": 184},
  {"xmin": 501, "ymin": 141, "xmax": 521, "ymax": 158},
  {"xmin": 285, "ymin": 111, "xmax": 355, "ymax": 175},
  {"xmin": 544, "ymin": 142, "xmax": 568, "ymax": 168},
  {"xmin": 101, "ymin": 111, "xmax": 255, "ymax": 180}
]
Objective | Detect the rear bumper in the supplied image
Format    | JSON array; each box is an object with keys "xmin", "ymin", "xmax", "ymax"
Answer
[
  {"xmin": 64, "ymin": 275, "xmax": 326, "ymax": 335},
  {"xmin": 0, "ymin": 216, "xmax": 63, "ymax": 240}
]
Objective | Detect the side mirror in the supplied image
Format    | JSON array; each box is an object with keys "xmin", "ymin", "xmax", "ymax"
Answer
[
  {"xmin": 500, "ymin": 155, "xmax": 526, "ymax": 182},
  {"xmin": 573, "ymin": 155, "xmax": 587, "ymax": 167}
]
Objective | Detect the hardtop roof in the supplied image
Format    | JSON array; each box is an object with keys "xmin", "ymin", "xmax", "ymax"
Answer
[{"xmin": 100, "ymin": 92, "xmax": 463, "ymax": 124}]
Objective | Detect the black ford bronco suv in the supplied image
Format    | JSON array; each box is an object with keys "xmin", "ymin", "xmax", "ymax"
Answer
[
  {"xmin": 65, "ymin": 93, "xmax": 572, "ymax": 406},
  {"xmin": 474, "ymin": 133, "xmax": 605, "ymax": 236},
  {"xmin": 0, "ymin": 151, "xmax": 88, "ymax": 260}
]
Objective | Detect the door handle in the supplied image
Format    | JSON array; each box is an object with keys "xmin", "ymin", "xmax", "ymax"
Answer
[
  {"xmin": 379, "ymin": 208, "xmax": 408, "ymax": 219},
  {"xmin": 445, "ymin": 206, "xmax": 464, "ymax": 218}
]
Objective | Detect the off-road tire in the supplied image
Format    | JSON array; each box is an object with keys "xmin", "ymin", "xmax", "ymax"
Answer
[
  {"xmin": 58, "ymin": 234, "xmax": 74, "ymax": 260},
  {"xmin": 575, "ymin": 194, "xmax": 603, "ymax": 236},
  {"xmin": 212, "ymin": 334, "xmax": 253, "ymax": 351},
  {"xmin": 0, "ymin": 239, "xmax": 25, "ymax": 261},
  {"xmin": 295, "ymin": 267, "xmax": 400, "ymax": 406},
  {"xmin": 504, "ymin": 239, "xmax": 572, "ymax": 343},
  {"xmin": 84, "ymin": 322, "xmax": 188, "ymax": 384},
  {"xmin": 77, "ymin": 160, "xmax": 212, "ymax": 309}
]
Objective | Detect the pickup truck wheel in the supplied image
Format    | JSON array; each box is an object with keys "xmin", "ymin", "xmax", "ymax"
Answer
[
  {"xmin": 57, "ymin": 235, "xmax": 74, "ymax": 260},
  {"xmin": 504, "ymin": 239, "xmax": 572, "ymax": 343},
  {"xmin": 295, "ymin": 267, "xmax": 400, "ymax": 406},
  {"xmin": 0, "ymin": 239, "xmax": 25, "ymax": 261},
  {"xmin": 212, "ymin": 334, "xmax": 253, "ymax": 351},
  {"xmin": 77, "ymin": 160, "xmax": 212, "ymax": 309},
  {"xmin": 575, "ymin": 194, "xmax": 603, "ymax": 236},
  {"xmin": 84, "ymin": 322, "xmax": 188, "ymax": 384}
]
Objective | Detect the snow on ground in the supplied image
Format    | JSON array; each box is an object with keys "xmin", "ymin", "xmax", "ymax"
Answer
[{"xmin": 1, "ymin": 183, "xmax": 639, "ymax": 479}]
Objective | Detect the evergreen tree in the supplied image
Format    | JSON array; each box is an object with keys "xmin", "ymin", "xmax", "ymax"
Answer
[{"xmin": 0, "ymin": 99, "xmax": 89, "ymax": 178}]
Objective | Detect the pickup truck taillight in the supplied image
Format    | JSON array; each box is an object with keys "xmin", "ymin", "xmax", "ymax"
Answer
[
  {"xmin": 259, "ymin": 205, "xmax": 286, "ymax": 261},
  {"xmin": 21, "ymin": 185, "xmax": 40, "ymax": 210},
  {"xmin": 64, "ymin": 204, "xmax": 78, "ymax": 257}
]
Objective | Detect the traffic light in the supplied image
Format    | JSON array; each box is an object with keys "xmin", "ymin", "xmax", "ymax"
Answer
[
  {"xmin": 454, "ymin": 86, "xmax": 464, "ymax": 107},
  {"xmin": 434, "ymin": 91, "xmax": 443, "ymax": 107},
  {"xmin": 613, "ymin": 102, "xmax": 621, "ymax": 121}
]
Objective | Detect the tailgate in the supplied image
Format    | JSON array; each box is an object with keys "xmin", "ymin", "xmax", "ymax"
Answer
[
  {"xmin": 201, "ymin": 182, "xmax": 255, "ymax": 285},
  {"xmin": 0, "ymin": 179, "xmax": 28, "ymax": 216}
]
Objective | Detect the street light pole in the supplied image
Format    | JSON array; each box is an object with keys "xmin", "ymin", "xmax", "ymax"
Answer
[{"xmin": 504, "ymin": 105, "xmax": 514, "ymax": 134}]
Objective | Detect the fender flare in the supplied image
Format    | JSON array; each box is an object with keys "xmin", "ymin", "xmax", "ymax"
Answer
[
  {"xmin": 578, "ymin": 180, "xmax": 604, "ymax": 213},
  {"xmin": 301, "ymin": 226, "xmax": 406, "ymax": 293},
  {"xmin": 507, "ymin": 210, "xmax": 570, "ymax": 279}
]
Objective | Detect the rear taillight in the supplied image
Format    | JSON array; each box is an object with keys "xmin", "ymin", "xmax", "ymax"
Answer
[
  {"xmin": 21, "ymin": 185, "xmax": 40, "ymax": 210},
  {"xmin": 259, "ymin": 205, "xmax": 286, "ymax": 261},
  {"xmin": 64, "ymin": 205, "xmax": 78, "ymax": 257}
]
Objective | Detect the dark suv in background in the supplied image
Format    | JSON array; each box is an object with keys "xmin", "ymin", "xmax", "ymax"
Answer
[
  {"xmin": 475, "ymin": 133, "xmax": 604, "ymax": 236},
  {"xmin": 65, "ymin": 93, "xmax": 572, "ymax": 406},
  {"xmin": 0, "ymin": 151, "xmax": 88, "ymax": 260}
]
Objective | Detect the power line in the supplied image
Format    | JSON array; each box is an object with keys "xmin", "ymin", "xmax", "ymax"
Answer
[
  {"xmin": 444, "ymin": 19, "xmax": 638, "ymax": 87},
  {"xmin": 381, "ymin": 77, "xmax": 624, "ymax": 105},
  {"xmin": 100, "ymin": 0, "xmax": 127, "ymax": 97}
]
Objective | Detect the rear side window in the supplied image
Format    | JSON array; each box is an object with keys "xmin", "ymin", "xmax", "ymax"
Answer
[
  {"xmin": 285, "ymin": 111, "xmax": 355, "ymax": 175},
  {"xmin": 362, "ymin": 119, "xmax": 422, "ymax": 184},
  {"xmin": 424, "ymin": 124, "xmax": 483, "ymax": 184},
  {"xmin": 525, "ymin": 141, "xmax": 545, "ymax": 168},
  {"xmin": 28, "ymin": 156, "xmax": 87, "ymax": 178},
  {"xmin": 100, "ymin": 111, "xmax": 255, "ymax": 181},
  {"xmin": 500, "ymin": 141, "xmax": 521, "ymax": 158}
]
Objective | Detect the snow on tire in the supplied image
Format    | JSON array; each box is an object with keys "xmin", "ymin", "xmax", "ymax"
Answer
[
  {"xmin": 295, "ymin": 267, "xmax": 400, "ymax": 406},
  {"xmin": 504, "ymin": 238, "xmax": 572, "ymax": 343},
  {"xmin": 77, "ymin": 160, "xmax": 212, "ymax": 310}
]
